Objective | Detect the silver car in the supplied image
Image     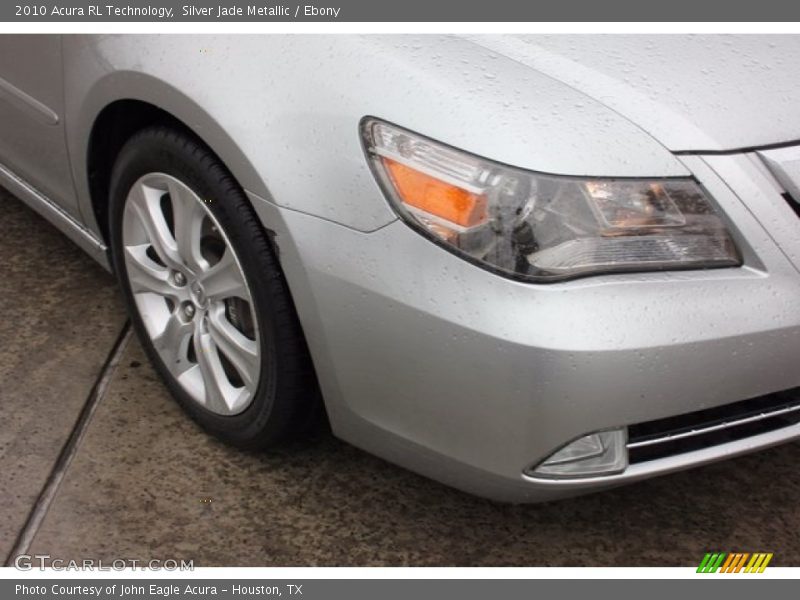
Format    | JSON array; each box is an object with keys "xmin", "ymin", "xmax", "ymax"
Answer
[{"xmin": 2, "ymin": 34, "xmax": 799, "ymax": 502}]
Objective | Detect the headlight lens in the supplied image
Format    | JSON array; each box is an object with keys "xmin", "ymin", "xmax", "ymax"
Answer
[{"xmin": 362, "ymin": 119, "xmax": 741, "ymax": 282}]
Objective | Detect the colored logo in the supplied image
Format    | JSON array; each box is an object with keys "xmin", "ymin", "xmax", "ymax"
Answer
[{"xmin": 697, "ymin": 552, "xmax": 773, "ymax": 573}]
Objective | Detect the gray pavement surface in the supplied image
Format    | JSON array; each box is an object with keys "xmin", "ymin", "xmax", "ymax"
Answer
[
  {"xmin": 0, "ymin": 188, "xmax": 126, "ymax": 559},
  {"xmin": 2, "ymin": 186, "xmax": 799, "ymax": 566}
]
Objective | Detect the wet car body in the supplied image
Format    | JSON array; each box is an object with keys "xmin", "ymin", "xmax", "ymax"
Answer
[{"xmin": 1, "ymin": 34, "xmax": 799, "ymax": 501}]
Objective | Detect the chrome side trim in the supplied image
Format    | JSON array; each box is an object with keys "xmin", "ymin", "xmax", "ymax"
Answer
[
  {"xmin": 626, "ymin": 402, "xmax": 800, "ymax": 449},
  {"xmin": 0, "ymin": 160, "xmax": 108, "ymax": 262},
  {"xmin": 0, "ymin": 75, "xmax": 59, "ymax": 126}
]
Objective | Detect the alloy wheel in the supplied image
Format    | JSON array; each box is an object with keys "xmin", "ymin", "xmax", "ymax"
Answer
[{"xmin": 121, "ymin": 173, "xmax": 260, "ymax": 416}]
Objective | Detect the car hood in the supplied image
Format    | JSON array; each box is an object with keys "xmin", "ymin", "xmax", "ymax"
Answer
[{"xmin": 468, "ymin": 35, "xmax": 800, "ymax": 152}]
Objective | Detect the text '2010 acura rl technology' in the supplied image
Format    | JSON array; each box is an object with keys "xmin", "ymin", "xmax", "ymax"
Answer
[{"xmin": 1, "ymin": 34, "xmax": 799, "ymax": 502}]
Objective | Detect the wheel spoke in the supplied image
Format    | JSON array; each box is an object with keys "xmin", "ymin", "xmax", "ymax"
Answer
[
  {"xmin": 129, "ymin": 183, "xmax": 181, "ymax": 269},
  {"xmin": 169, "ymin": 180, "xmax": 208, "ymax": 274},
  {"xmin": 194, "ymin": 323, "xmax": 232, "ymax": 413},
  {"xmin": 124, "ymin": 245, "xmax": 176, "ymax": 298},
  {"xmin": 197, "ymin": 250, "xmax": 248, "ymax": 301},
  {"xmin": 206, "ymin": 306, "xmax": 259, "ymax": 390},
  {"xmin": 153, "ymin": 312, "xmax": 193, "ymax": 373}
]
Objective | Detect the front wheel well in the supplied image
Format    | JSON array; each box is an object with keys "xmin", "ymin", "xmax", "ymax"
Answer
[{"xmin": 87, "ymin": 100, "xmax": 195, "ymax": 245}]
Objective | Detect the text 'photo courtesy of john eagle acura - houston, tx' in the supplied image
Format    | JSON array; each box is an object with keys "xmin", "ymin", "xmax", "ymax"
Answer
[{"xmin": 1, "ymin": 35, "xmax": 800, "ymax": 502}]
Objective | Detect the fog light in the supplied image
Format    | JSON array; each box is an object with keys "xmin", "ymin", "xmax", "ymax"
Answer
[{"xmin": 529, "ymin": 429, "xmax": 628, "ymax": 479}]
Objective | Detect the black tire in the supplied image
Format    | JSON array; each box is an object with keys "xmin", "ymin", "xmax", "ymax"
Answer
[{"xmin": 109, "ymin": 125, "xmax": 322, "ymax": 448}]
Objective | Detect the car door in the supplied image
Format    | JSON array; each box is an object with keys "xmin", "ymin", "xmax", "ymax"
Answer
[{"xmin": 0, "ymin": 34, "xmax": 79, "ymax": 218}]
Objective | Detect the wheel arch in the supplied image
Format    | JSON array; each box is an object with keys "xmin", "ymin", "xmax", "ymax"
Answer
[
  {"xmin": 72, "ymin": 74, "xmax": 332, "ymax": 429},
  {"xmin": 73, "ymin": 76, "xmax": 269, "ymax": 248},
  {"xmin": 86, "ymin": 99, "xmax": 181, "ymax": 245}
]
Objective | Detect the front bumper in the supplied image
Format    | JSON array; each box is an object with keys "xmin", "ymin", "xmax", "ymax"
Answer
[{"xmin": 247, "ymin": 151, "xmax": 800, "ymax": 503}]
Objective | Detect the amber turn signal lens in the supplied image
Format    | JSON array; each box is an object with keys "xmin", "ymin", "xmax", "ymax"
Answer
[{"xmin": 382, "ymin": 158, "xmax": 488, "ymax": 228}]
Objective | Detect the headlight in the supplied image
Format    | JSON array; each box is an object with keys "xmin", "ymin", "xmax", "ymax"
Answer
[{"xmin": 362, "ymin": 118, "xmax": 741, "ymax": 282}]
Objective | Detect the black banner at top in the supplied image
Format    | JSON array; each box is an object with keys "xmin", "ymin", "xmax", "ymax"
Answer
[{"xmin": 1, "ymin": 0, "xmax": 799, "ymax": 22}]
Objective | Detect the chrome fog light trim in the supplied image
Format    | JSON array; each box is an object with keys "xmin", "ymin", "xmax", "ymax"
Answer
[{"xmin": 528, "ymin": 429, "xmax": 628, "ymax": 479}]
